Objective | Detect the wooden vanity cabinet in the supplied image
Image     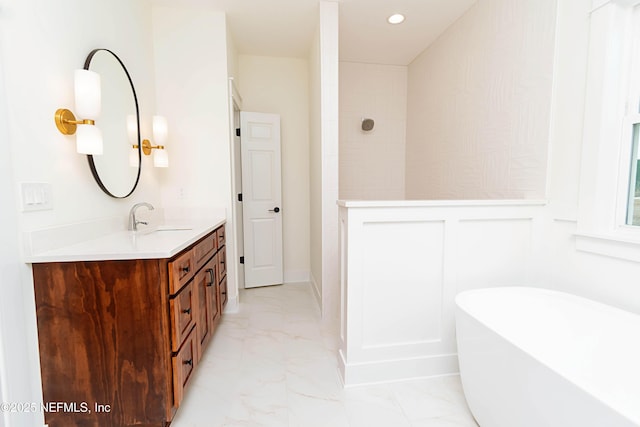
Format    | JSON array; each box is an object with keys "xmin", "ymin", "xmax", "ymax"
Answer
[{"xmin": 32, "ymin": 224, "xmax": 226, "ymax": 427}]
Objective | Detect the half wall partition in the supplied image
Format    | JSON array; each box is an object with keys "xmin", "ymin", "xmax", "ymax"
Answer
[{"xmin": 338, "ymin": 199, "xmax": 546, "ymax": 385}]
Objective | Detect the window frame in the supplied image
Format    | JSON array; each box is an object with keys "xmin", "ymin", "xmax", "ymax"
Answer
[
  {"xmin": 620, "ymin": 115, "xmax": 640, "ymax": 227},
  {"xmin": 616, "ymin": 4, "xmax": 640, "ymax": 231},
  {"xmin": 575, "ymin": 0, "xmax": 640, "ymax": 259}
]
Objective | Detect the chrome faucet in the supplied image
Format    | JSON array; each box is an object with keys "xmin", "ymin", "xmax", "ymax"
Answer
[{"xmin": 128, "ymin": 202, "xmax": 154, "ymax": 231}]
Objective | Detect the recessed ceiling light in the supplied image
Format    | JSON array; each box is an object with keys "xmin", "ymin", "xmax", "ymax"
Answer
[{"xmin": 387, "ymin": 13, "xmax": 405, "ymax": 25}]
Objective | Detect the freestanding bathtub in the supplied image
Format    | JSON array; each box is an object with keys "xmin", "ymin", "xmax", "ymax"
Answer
[{"xmin": 455, "ymin": 287, "xmax": 640, "ymax": 427}]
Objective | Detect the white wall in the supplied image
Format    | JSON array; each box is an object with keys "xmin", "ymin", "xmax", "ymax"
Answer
[
  {"xmin": 543, "ymin": 0, "xmax": 640, "ymax": 315},
  {"xmin": 3, "ymin": 0, "xmax": 161, "ymax": 232},
  {"xmin": 319, "ymin": 1, "xmax": 340, "ymax": 320},
  {"xmin": 152, "ymin": 6, "xmax": 231, "ymax": 213},
  {"xmin": 545, "ymin": 0, "xmax": 589, "ymax": 220},
  {"xmin": 308, "ymin": 0, "xmax": 340, "ymax": 319},
  {"xmin": 339, "ymin": 62, "xmax": 407, "ymax": 200},
  {"xmin": 0, "ymin": 26, "xmax": 36, "ymax": 427},
  {"xmin": 309, "ymin": 24, "xmax": 324, "ymax": 304},
  {"xmin": 0, "ymin": 0, "xmax": 158, "ymax": 425},
  {"xmin": 227, "ymin": 26, "xmax": 239, "ymax": 85},
  {"xmin": 237, "ymin": 54, "xmax": 311, "ymax": 284},
  {"xmin": 151, "ymin": 5, "xmax": 237, "ymax": 305},
  {"xmin": 405, "ymin": 0, "xmax": 557, "ymax": 200}
]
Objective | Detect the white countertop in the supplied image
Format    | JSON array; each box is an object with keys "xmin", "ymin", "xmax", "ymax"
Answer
[{"xmin": 25, "ymin": 219, "xmax": 225, "ymax": 263}]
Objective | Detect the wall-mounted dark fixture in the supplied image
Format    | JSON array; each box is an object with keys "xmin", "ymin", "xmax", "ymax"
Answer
[{"xmin": 361, "ymin": 118, "xmax": 374, "ymax": 131}]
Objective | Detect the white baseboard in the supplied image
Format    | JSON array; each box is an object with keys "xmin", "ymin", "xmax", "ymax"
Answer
[
  {"xmin": 284, "ymin": 270, "xmax": 310, "ymax": 284},
  {"xmin": 338, "ymin": 350, "xmax": 459, "ymax": 387},
  {"xmin": 223, "ymin": 295, "xmax": 239, "ymax": 313}
]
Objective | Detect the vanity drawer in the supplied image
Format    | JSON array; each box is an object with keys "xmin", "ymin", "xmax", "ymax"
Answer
[
  {"xmin": 172, "ymin": 327, "xmax": 197, "ymax": 408},
  {"xmin": 169, "ymin": 282, "xmax": 196, "ymax": 352},
  {"xmin": 194, "ymin": 233, "xmax": 217, "ymax": 273},
  {"xmin": 217, "ymin": 225, "xmax": 226, "ymax": 247},
  {"xmin": 168, "ymin": 249, "xmax": 195, "ymax": 294}
]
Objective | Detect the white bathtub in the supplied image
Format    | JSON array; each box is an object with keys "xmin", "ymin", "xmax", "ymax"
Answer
[{"xmin": 455, "ymin": 287, "xmax": 640, "ymax": 427}]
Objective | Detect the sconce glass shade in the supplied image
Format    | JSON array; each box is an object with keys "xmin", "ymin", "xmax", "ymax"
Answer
[
  {"xmin": 129, "ymin": 147, "xmax": 139, "ymax": 167},
  {"xmin": 74, "ymin": 69, "xmax": 101, "ymax": 119},
  {"xmin": 153, "ymin": 115, "xmax": 168, "ymax": 145},
  {"xmin": 153, "ymin": 148, "xmax": 169, "ymax": 168},
  {"xmin": 76, "ymin": 125, "xmax": 103, "ymax": 155},
  {"xmin": 126, "ymin": 114, "xmax": 137, "ymax": 144}
]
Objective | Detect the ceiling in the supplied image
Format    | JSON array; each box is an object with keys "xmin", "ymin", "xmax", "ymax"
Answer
[
  {"xmin": 149, "ymin": 0, "xmax": 477, "ymax": 66},
  {"xmin": 339, "ymin": 0, "xmax": 476, "ymax": 65}
]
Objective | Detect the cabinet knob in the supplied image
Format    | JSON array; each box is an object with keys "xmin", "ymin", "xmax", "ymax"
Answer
[
  {"xmin": 182, "ymin": 308, "xmax": 191, "ymax": 315},
  {"xmin": 181, "ymin": 266, "xmax": 190, "ymax": 273},
  {"xmin": 183, "ymin": 359, "xmax": 193, "ymax": 366}
]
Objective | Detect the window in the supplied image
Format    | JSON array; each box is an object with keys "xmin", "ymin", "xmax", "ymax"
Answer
[
  {"xmin": 574, "ymin": 0, "xmax": 640, "ymax": 261},
  {"xmin": 627, "ymin": 121, "xmax": 640, "ymax": 225},
  {"xmin": 576, "ymin": 0, "xmax": 640, "ymax": 237},
  {"xmin": 622, "ymin": 3, "xmax": 640, "ymax": 228}
]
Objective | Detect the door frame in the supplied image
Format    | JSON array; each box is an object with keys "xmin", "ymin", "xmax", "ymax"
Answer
[{"xmin": 229, "ymin": 78, "xmax": 245, "ymax": 294}]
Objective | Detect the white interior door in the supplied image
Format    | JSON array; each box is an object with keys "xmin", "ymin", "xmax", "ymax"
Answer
[{"xmin": 241, "ymin": 112, "xmax": 283, "ymax": 288}]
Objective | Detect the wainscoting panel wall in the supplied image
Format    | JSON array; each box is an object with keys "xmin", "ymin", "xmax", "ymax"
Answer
[{"xmin": 338, "ymin": 200, "xmax": 546, "ymax": 386}]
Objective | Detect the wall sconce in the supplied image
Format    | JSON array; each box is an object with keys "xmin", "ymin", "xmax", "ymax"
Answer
[
  {"xmin": 132, "ymin": 115, "xmax": 169, "ymax": 168},
  {"xmin": 54, "ymin": 69, "xmax": 103, "ymax": 155}
]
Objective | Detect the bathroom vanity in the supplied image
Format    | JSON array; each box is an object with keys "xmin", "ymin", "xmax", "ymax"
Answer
[{"xmin": 29, "ymin": 221, "xmax": 226, "ymax": 427}]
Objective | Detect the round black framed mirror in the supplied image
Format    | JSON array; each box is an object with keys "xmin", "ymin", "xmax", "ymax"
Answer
[{"xmin": 85, "ymin": 49, "xmax": 141, "ymax": 198}]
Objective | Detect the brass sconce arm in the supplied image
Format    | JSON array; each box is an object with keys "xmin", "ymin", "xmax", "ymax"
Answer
[
  {"xmin": 133, "ymin": 139, "xmax": 165, "ymax": 156},
  {"xmin": 55, "ymin": 108, "xmax": 96, "ymax": 135},
  {"xmin": 130, "ymin": 116, "xmax": 169, "ymax": 167}
]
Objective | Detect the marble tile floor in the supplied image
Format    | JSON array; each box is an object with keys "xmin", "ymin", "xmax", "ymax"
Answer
[{"xmin": 172, "ymin": 283, "xmax": 479, "ymax": 427}]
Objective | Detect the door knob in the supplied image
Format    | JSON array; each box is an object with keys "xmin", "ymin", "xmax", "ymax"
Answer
[{"xmin": 268, "ymin": 207, "xmax": 280, "ymax": 213}]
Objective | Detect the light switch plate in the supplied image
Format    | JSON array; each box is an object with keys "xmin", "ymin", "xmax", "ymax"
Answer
[{"xmin": 21, "ymin": 182, "xmax": 53, "ymax": 212}]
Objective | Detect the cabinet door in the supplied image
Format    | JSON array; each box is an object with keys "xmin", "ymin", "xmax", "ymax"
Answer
[
  {"xmin": 209, "ymin": 257, "xmax": 221, "ymax": 330},
  {"xmin": 218, "ymin": 245, "xmax": 227, "ymax": 279},
  {"xmin": 33, "ymin": 259, "xmax": 173, "ymax": 427},
  {"xmin": 218, "ymin": 274, "xmax": 228, "ymax": 312},
  {"xmin": 194, "ymin": 255, "xmax": 218, "ymax": 355}
]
